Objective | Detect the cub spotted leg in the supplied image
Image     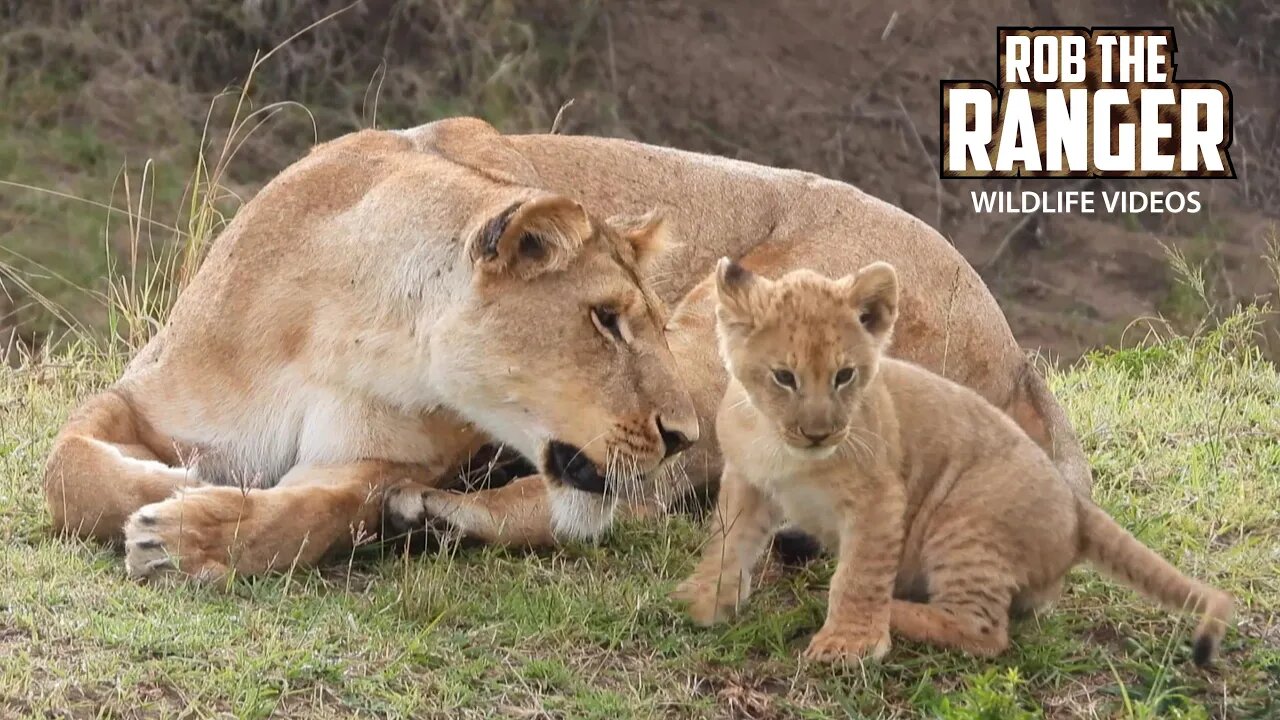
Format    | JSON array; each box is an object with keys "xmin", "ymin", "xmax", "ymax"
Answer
[
  {"xmin": 124, "ymin": 461, "xmax": 425, "ymax": 581},
  {"xmin": 889, "ymin": 523, "xmax": 1016, "ymax": 657},
  {"xmin": 44, "ymin": 391, "xmax": 199, "ymax": 542},
  {"xmin": 671, "ymin": 463, "xmax": 781, "ymax": 626},
  {"xmin": 804, "ymin": 473, "xmax": 904, "ymax": 664},
  {"xmin": 889, "ymin": 590, "xmax": 1013, "ymax": 657}
]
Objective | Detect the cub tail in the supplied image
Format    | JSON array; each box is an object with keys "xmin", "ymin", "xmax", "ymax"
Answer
[{"xmin": 1077, "ymin": 499, "xmax": 1233, "ymax": 666}]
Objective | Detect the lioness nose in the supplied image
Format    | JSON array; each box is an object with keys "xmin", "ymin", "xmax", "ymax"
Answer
[
  {"xmin": 802, "ymin": 430, "xmax": 831, "ymax": 445},
  {"xmin": 656, "ymin": 416, "xmax": 695, "ymax": 458}
]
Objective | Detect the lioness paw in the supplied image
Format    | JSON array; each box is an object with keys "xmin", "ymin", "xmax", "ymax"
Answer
[
  {"xmin": 381, "ymin": 484, "xmax": 468, "ymax": 548},
  {"xmin": 123, "ymin": 489, "xmax": 241, "ymax": 582},
  {"xmin": 803, "ymin": 624, "xmax": 891, "ymax": 664}
]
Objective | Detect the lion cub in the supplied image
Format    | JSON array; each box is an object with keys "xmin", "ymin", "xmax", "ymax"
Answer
[{"xmin": 672, "ymin": 259, "xmax": 1232, "ymax": 665}]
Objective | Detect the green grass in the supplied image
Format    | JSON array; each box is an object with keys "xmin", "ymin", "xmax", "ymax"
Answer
[
  {"xmin": 0, "ymin": 64, "xmax": 200, "ymax": 344},
  {"xmin": 1, "ymin": 321, "xmax": 1277, "ymax": 718}
]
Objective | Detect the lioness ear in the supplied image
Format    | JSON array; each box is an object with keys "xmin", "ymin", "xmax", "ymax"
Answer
[
  {"xmin": 841, "ymin": 261, "xmax": 899, "ymax": 344},
  {"xmin": 471, "ymin": 195, "xmax": 591, "ymax": 280},
  {"xmin": 715, "ymin": 257, "xmax": 768, "ymax": 329},
  {"xmin": 608, "ymin": 209, "xmax": 671, "ymax": 270}
]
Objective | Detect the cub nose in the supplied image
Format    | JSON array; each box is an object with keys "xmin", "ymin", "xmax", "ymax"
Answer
[
  {"xmin": 656, "ymin": 416, "xmax": 695, "ymax": 458},
  {"xmin": 802, "ymin": 430, "xmax": 832, "ymax": 446}
]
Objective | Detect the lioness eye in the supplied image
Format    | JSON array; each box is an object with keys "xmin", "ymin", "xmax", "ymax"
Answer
[
  {"xmin": 591, "ymin": 306, "xmax": 624, "ymax": 341},
  {"xmin": 772, "ymin": 368, "xmax": 797, "ymax": 389},
  {"xmin": 834, "ymin": 367, "xmax": 856, "ymax": 387}
]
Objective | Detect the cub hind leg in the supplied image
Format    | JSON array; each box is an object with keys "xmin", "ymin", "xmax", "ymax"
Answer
[
  {"xmin": 890, "ymin": 578, "xmax": 1016, "ymax": 657},
  {"xmin": 890, "ymin": 520, "xmax": 1019, "ymax": 657},
  {"xmin": 1012, "ymin": 578, "xmax": 1064, "ymax": 618}
]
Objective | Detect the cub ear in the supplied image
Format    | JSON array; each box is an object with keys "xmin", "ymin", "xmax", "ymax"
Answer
[
  {"xmin": 607, "ymin": 209, "xmax": 671, "ymax": 270},
  {"xmin": 841, "ymin": 261, "xmax": 899, "ymax": 343},
  {"xmin": 715, "ymin": 257, "xmax": 768, "ymax": 329},
  {"xmin": 470, "ymin": 195, "xmax": 591, "ymax": 279}
]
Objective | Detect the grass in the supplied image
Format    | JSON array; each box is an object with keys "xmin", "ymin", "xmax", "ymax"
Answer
[
  {"xmin": 1, "ymin": 319, "xmax": 1277, "ymax": 718},
  {"xmin": 0, "ymin": 64, "xmax": 193, "ymax": 343}
]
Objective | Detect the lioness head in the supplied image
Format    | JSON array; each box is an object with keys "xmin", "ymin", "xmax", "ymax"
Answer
[
  {"xmin": 714, "ymin": 259, "xmax": 899, "ymax": 456},
  {"xmin": 432, "ymin": 193, "xmax": 699, "ymax": 512}
]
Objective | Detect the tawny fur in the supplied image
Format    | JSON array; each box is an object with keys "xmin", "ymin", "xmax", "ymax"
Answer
[
  {"xmin": 673, "ymin": 261, "xmax": 1232, "ymax": 666},
  {"xmin": 43, "ymin": 117, "xmax": 1088, "ymax": 581}
]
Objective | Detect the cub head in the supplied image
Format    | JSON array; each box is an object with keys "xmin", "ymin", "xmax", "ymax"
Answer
[
  {"xmin": 714, "ymin": 258, "xmax": 899, "ymax": 456},
  {"xmin": 433, "ymin": 194, "xmax": 698, "ymax": 523}
]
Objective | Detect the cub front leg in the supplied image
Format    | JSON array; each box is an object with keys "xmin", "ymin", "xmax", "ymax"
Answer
[
  {"xmin": 124, "ymin": 461, "xmax": 425, "ymax": 581},
  {"xmin": 804, "ymin": 471, "xmax": 904, "ymax": 664},
  {"xmin": 672, "ymin": 464, "xmax": 780, "ymax": 625}
]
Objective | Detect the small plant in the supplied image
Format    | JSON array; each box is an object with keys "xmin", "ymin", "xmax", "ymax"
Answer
[{"xmin": 918, "ymin": 668, "xmax": 1039, "ymax": 720}]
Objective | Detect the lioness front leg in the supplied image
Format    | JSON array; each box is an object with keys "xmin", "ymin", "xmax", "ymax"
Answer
[
  {"xmin": 672, "ymin": 464, "xmax": 781, "ymax": 625},
  {"xmin": 124, "ymin": 461, "xmax": 425, "ymax": 581},
  {"xmin": 383, "ymin": 473, "xmax": 632, "ymax": 547},
  {"xmin": 804, "ymin": 473, "xmax": 903, "ymax": 664}
]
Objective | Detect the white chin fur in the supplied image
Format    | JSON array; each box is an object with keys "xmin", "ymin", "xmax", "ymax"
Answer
[
  {"xmin": 548, "ymin": 485, "xmax": 619, "ymax": 542},
  {"xmin": 785, "ymin": 443, "xmax": 840, "ymax": 460}
]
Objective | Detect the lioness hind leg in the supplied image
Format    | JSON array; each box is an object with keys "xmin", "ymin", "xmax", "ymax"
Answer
[
  {"xmin": 44, "ymin": 391, "xmax": 198, "ymax": 541},
  {"xmin": 124, "ymin": 461, "xmax": 424, "ymax": 581},
  {"xmin": 1006, "ymin": 362, "xmax": 1092, "ymax": 497}
]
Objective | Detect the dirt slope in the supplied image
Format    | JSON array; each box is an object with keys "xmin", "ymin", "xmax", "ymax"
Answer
[{"xmin": 586, "ymin": 0, "xmax": 1280, "ymax": 359}]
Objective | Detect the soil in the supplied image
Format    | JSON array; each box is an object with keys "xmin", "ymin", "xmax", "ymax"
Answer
[{"xmin": 582, "ymin": 0, "xmax": 1280, "ymax": 360}]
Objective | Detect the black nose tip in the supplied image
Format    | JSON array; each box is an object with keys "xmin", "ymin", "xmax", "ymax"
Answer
[
  {"xmin": 802, "ymin": 431, "xmax": 831, "ymax": 445},
  {"xmin": 657, "ymin": 417, "xmax": 694, "ymax": 459}
]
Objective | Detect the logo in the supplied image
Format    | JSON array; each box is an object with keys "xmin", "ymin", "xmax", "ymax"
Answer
[{"xmin": 941, "ymin": 28, "xmax": 1234, "ymax": 179}]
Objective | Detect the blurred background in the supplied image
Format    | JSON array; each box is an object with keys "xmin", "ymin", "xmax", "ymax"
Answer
[{"xmin": 1, "ymin": 0, "xmax": 1277, "ymax": 363}]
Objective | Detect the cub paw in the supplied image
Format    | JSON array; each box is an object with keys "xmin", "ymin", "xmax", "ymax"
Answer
[
  {"xmin": 803, "ymin": 624, "xmax": 891, "ymax": 664},
  {"xmin": 123, "ymin": 489, "xmax": 241, "ymax": 582},
  {"xmin": 670, "ymin": 575, "xmax": 739, "ymax": 626}
]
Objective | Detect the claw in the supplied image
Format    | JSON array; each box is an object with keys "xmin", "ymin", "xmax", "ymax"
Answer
[{"xmin": 127, "ymin": 554, "xmax": 175, "ymax": 581}]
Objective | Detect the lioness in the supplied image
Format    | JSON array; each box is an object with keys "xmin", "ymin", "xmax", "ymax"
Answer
[
  {"xmin": 673, "ymin": 260, "xmax": 1231, "ymax": 665},
  {"xmin": 42, "ymin": 117, "xmax": 1089, "ymax": 580}
]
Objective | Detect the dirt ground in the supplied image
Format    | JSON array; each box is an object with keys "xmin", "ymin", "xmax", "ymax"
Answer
[
  {"xmin": 1, "ymin": 0, "xmax": 1278, "ymax": 361},
  {"xmin": 587, "ymin": 0, "xmax": 1280, "ymax": 359}
]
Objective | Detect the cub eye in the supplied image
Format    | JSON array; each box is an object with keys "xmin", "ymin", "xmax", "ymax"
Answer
[
  {"xmin": 834, "ymin": 367, "xmax": 856, "ymax": 387},
  {"xmin": 591, "ymin": 306, "xmax": 623, "ymax": 341},
  {"xmin": 772, "ymin": 368, "xmax": 797, "ymax": 390}
]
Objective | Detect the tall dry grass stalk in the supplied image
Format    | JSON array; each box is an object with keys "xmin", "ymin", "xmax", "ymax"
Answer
[
  {"xmin": 10, "ymin": 6, "xmax": 360, "ymax": 363},
  {"xmin": 0, "ymin": 1, "xmax": 606, "ymax": 365}
]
